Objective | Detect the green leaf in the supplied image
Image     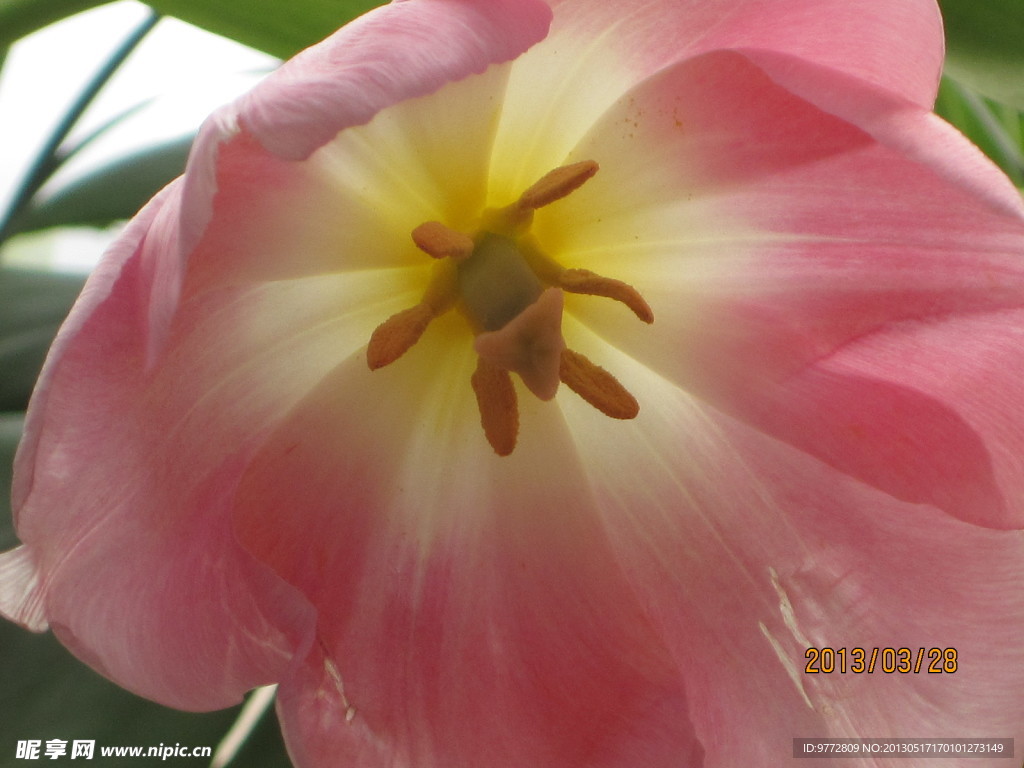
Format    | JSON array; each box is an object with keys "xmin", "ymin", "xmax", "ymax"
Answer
[
  {"xmin": 0, "ymin": 621, "xmax": 293, "ymax": 767},
  {"xmin": 939, "ymin": 0, "xmax": 1024, "ymax": 108},
  {"xmin": 0, "ymin": 268, "xmax": 85, "ymax": 412},
  {"xmin": 0, "ymin": 0, "xmax": 106, "ymax": 49},
  {"xmin": 0, "ymin": 0, "xmax": 382, "ymax": 59},
  {"xmin": 0, "ymin": 413, "xmax": 22, "ymax": 541},
  {"xmin": 145, "ymin": 0, "xmax": 383, "ymax": 58},
  {"xmin": 935, "ymin": 76, "xmax": 1024, "ymax": 186},
  {"xmin": 13, "ymin": 135, "xmax": 193, "ymax": 235},
  {"xmin": 0, "ymin": 12, "xmax": 162, "ymax": 247}
]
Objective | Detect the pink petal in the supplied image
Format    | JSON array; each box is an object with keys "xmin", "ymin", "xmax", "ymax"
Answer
[
  {"xmin": 548, "ymin": 0, "xmax": 943, "ymax": 106},
  {"xmin": 13, "ymin": 183, "xmax": 178, "ymax": 512},
  {"xmin": 7, "ymin": 15, "xmax": 549, "ymax": 705},
  {"xmin": 227, "ymin": 321, "xmax": 702, "ymax": 767},
  {"xmin": 799, "ymin": 310, "xmax": 1024, "ymax": 528},
  {"xmin": 3, "ymin": 251, "xmax": 382, "ymax": 707},
  {"xmin": 539, "ymin": 49, "xmax": 1024, "ymax": 527},
  {"xmin": 118, "ymin": 0, "xmax": 551, "ymax": 362},
  {"xmin": 557, "ymin": 334, "xmax": 1024, "ymax": 765},
  {"xmin": 490, "ymin": 0, "xmax": 941, "ymax": 198},
  {"xmin": 186, "ymin": 63, "xmax": 512, "ymax": 296},
  {"xmin": 735, "ymin": 48, "xmax": 1024, "ymax": 218},
  {"xmin": 157, "ymin": 57, "xmax": 522, "ymax": 366},
  {"xmin": 236, "ymin": 0, "xmax": 552, "ymax": 161}
]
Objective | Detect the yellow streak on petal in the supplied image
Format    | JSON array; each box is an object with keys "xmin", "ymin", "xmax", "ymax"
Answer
[
  {"xmin": 471, "ymin": 356, "xmax": 519, "ymax": 456},
  {"xmin": 559, "ymin": 348, "xmax": 638, "ymax": 420}
]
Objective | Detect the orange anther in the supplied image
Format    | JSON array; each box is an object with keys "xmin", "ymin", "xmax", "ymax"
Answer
[
  {"xmin": 366, "ymin": 304, "xmax": 435, "ymax": 370},
  {"xmin": 517, "ymin": 160, "xmax": 599, "ymax": 210},
  {"xmin": 471, "ymin": 357, "xmax": 519, "ymax": 456},
  {"xmin": 558, "ymin": 268, "xmax": 654, "ymax": 324},
  {"xmin": 559, "ymin": 348, "xmax": 639, "ymax": 420},
  {"xmin": 412, "ymin": 221, "xmax": 475, "ymax": 261}
]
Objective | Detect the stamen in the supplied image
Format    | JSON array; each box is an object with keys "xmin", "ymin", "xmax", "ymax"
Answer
[
  {"xmin": 370, "ymin": 157, "xmax": 647, "ymax": 456},
  {"xmin": 518, "ymin": 161, "xmax": 600, "ymax": 211},
  {"xmin": 366, "ymin": 263, "xmax": 458, "ymax": 370},
  {"xmin": 559, "ymin": 349, "xmax": 639, "ymax": 420},
  {"xmin": 558, "ymin": 268, "xmax": 654, "ymax": 324},
  {"xmin": 366, "ymin": 304, "xmax": 435, "ymax": 370},
  {"xmin": 412, "ymin": 221, "xmax": 475, "ymax": 261},
  {"xmin": 471, "ymin": 357, "xmax": 519, "ymax": 456}
]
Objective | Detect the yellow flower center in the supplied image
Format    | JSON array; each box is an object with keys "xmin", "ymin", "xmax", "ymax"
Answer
[{"xmin": 366, "ymin": 161, "xmax": 653, "ymax": 456}]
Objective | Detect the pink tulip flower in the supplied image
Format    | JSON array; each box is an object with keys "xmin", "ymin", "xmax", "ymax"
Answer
[{"xmin": 4, "ymin": 0, "xmax": 1024, "ymax": 765}]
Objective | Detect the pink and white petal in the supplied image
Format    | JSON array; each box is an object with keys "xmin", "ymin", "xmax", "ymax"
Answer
[
  {"xmin": 141, "ymin": 58, "xmax": 515, "ymax": 368},
  {"xmin": 490, "ymin": 0, "xmax": 941, "ymax": 199},
  {"xmin": 546, "ymin": 0, "xmax": 943, "ymax": 107},
  {"xmin": 558, "ymin": 327, "xmax": 1024, "ymax": 767},
  {"xmin": 4, "ymin": 239, "xmax": 429, "ymax": 705},
  {"xmin": 127, "ymin": 0, "xmax": 547, "ymax": 359},
  {"xmin": 7, "ymin": 22, "xmax": 540, "ymax": 702},
  {"xmin": 228, "ymin": 318, "xmax": 703, "ymax": 767},
  {"xmin": 539, "ymin": 50, "xmax": 1024, "ymax": 525},
  {"xmin": 235, "ymin": 0, "xmax": 552, "ymax": 162},
  {"xmin": 547, "ymin": 50, "xmax": 1024, "ymax": 379},
  {"xmin": 184, "ymin": 62, "xmax": 513, "ymax": 297}
]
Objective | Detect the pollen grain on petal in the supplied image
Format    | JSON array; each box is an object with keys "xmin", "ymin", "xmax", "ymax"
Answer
[
  {"xmin": 558, "ymin": 268, "xmax": 654, "ymax": 323},
  {"xmin": 412, "ymin": 221, "xmax": 475, "ymax": 261},
  {"xmin": 517, "ymin": 160, "xmax": 599, "ymax": 210},
  {"xmin": 366, "ymin": 303, "xmax": 435, "ymax": 370},
  {"xmin": 471, "ymin": 356, "xmax": 519, "ymax": 456},
  {"xmin": 559, "ymin": 348, "xmax": 639, "ymax": 420}
]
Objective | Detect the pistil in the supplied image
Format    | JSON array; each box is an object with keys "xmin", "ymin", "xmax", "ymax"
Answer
[{"xmin": 474, "ymin": 288, "xmax": 565, "ymax": 401}]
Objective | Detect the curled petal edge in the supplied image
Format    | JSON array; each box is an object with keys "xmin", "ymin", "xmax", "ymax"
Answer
[
  {"xmin": 11, "ymin": 182, "xmax": 180, "ymax": 515},
  {"xmin": 0, "ymin": 546, "xmax": 47, "ymax": 631},
  {"xmin": 236, "ymin": 0, "xmax": 553, "ymax": 161}
]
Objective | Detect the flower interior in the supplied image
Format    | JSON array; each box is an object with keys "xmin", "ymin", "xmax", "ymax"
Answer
[{"xmin": 366, "ymin": 159, "xmax": 653, "ymax": 455}]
